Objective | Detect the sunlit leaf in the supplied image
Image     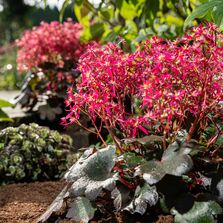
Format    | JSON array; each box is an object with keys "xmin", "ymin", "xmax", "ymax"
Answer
[
  {"xmin": 59, "ymin": 0, "xmax": 70, "ymax": 22},
  {"xmin": 0, "ymin": 99, "xmax": 13, "ymax": 108},
  {"xmin": 66, "ymin": 196, "xmax": 96, "ymax": 223},
  {"xmin": 117, "ymin": 0, "xmax": 139, "ymax": 20},
  {"xmin": 184, "ymin": 0, "xmax": 223, "ymax": 29},
  {"xmin": 124, "ymin": 183, "xmax": 158, "ymax": 215}
]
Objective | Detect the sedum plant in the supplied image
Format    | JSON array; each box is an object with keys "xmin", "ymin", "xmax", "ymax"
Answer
[{"xmin": 0, "ymin": 123, "xmax": 76, "ymax": 184}]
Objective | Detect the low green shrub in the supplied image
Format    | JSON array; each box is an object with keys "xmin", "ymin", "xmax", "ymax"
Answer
[{"xmin": 0, "ymin": 123, "xmax": 77, "ymax": 184}]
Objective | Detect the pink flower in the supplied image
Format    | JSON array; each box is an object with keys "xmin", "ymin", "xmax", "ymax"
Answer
[{"xmin": 64, "ymin": 23, "xmax": 223, "ymax": 141}]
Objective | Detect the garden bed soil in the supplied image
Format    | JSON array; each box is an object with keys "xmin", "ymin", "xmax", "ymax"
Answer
[{"xmin": 0, "ymin": 181, "xmax": 173, "ymax": 223}]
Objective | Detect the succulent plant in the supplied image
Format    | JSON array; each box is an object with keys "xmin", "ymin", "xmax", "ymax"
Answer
[{"xmin": 0, "ymin": 123, "xmax": 77, "ymax": 184}]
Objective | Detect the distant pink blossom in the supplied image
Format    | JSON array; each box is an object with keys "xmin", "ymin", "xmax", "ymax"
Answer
[{"xmin": 16, "ymin": 19, "xmax": 85, "ymax": 72}]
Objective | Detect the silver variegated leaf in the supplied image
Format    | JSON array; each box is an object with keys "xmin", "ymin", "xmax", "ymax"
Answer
[
  {"xmin": 125, "ymin": 184, "xmax": 158, "ymax": 215},
  {"xmin": 65, "ymin": 145, "xmax": 117, "ymax": 200},
  {"xmin": 66, "ymin": 196, "xmax": 96, "ymax": 223}
]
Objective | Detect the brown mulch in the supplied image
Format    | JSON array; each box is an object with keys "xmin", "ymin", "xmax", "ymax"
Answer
[
  {"xmin": 0, "ymin": 181, "xmax": 66, "ymax": 223},
  {"xmin": 0, "ymin": 181, "xmax": 173, "ymax": 223}
]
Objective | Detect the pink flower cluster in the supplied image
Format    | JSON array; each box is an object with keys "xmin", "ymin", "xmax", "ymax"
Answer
[
  {"xmin": 16, "ymin": 19, "xmax": 85, "ymax": 72},
  {"xmin": 63, "ymin": 24, "xmax": 223, "ymax": 140},
  {"xmin": 139, "ymin": 24, "xmax": 223, "ymax": 140},
  {"xmin": 62, "ymin": 42, "xmax": 149, "ymax": 137}
]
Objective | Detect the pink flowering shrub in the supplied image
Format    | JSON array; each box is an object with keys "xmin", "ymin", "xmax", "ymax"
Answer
[
  {"xmin": 17, "ymin": 19, "xmax": 84, "ymax": 72},
  {"xmin": 139, "ymin": 24, "xmax": 223, "ymax": 141},
  {"xmin": 15, "ymin": 19, "xmax": 89, "ymax": 116},
  {"xmin": 64, "ymin": 23, "xmax": 223, "ymax": 146},
  {"xmin": 62, "ymin": 42, "xmax": 150, "ymax": 142}
]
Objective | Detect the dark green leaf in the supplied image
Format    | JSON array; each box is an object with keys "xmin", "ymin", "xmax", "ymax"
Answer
[
  {"xmin": 75, "ymin": 0, "xmax": 84, "ymax": 6},
  {"xmin": 171, "ymin": 200, "xmax": 223, "ymax": 223},
  {"xmin": 184, "ymin": 0, "xmax": 222, "ymax": 29},
  {"xmin": 90, "ymin": 23, "xmax": 105, "ymax": 40},
  {"xmin": 212, "ymin": 1, "xmax": 223, "ymax": 28},
  {"xmin": 144, "ymin": 0, "xmax": 159, "ymax": 21}
]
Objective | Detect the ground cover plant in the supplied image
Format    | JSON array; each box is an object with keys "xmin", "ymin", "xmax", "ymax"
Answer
[
  {"xmin": 15, "ymin": 19, "xmax": 89, "ymax": 121},
  {"xmin": 0, "ymin": 123, "xmax": 78, "ymax": 184},
  {"xmin": 37, "ymin": 23, "xmax": 223, "ymax": 222}
]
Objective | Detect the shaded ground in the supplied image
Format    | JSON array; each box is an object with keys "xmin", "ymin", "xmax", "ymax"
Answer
[{"xmin": 0, "ymin": 181, "xmax": 173, "ymax": 223}]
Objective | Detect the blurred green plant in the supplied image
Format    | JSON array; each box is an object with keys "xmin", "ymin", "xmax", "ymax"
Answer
[
  {"xmin": 0, "ymin": 47, "xmax": 23, "ymax": 90},
  {"xmin": 43, "ymin": 0, "xmax": 207, "ymax": 50},
  {"xmin": 0, "ymin": 99, "xmax": 13, "ymax": 122},
  {"xmin": 0, "ymin": 0, "xmax": 76, "ymax": 45},
  {"xmin": 0, "ymin": 123, "xmax": 79, "ymax": 184}
]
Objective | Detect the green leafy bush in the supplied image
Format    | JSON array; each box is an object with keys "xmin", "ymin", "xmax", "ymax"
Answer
[
  {"xmin": 39, "ymin": 131, "xmax": 223, "ymax": 222},
  {"xmin": 0, "ymin": 123, "xmax": 77, "ymax": 184},
  {"xmin": 57, "ymin": 0, "xmax": 196, "ymax": 46}
]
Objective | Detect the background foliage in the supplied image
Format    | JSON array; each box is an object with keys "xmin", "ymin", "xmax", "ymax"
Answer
[
  {"xmin": 0, "ymin": 0, "xmax": 76, "ymax": 90},
  {"xmin": 54, "ymin": 0, "xmax": 211, "ymax": 49}
]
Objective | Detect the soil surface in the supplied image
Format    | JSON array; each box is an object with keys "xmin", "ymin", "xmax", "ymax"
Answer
[{"xmin": 0, "ymin": 181, "xmax": 173, "ymax": 223}]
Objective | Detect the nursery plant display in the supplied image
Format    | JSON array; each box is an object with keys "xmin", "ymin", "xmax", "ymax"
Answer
[
  {"xmin": 38, "ymin": 24, "xmax": 223, "ymax": 222},
  {"xmin": 0, "ymin": 123, "xmax": 77, "ymax": 184},
  {"xmin": 15, "ymin": 19, "xmax": 88, "ymax": 121}
]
